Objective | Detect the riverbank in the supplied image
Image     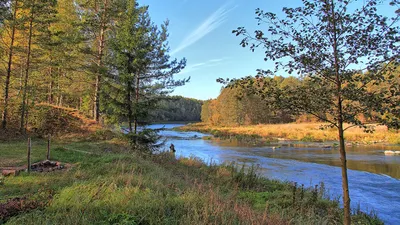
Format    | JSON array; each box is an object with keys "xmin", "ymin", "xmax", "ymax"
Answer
[
  {"xmin": 0, "ymin": 138, "xmax": 382, "ymax": 224},
  {"xmin": 177, "ymin": 122, "xmax": 400, "ymax": 145}
]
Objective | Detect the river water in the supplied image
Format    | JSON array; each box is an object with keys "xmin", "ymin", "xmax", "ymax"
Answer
[{"xmin": 149, "ymin": 124, "xmax": 400, "ymax": 225}]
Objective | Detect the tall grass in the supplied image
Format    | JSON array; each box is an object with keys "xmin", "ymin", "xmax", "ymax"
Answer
[
  {"xmin": 179, "ymin": 122, "xmax": 400, "ymax": 144},
  {"xmin": 1, "ymin": 140, "xmax": 383, "ymax": 224}
]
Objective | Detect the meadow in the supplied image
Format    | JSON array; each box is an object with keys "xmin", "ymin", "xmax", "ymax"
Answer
[
  {"xmin": 0, "ymin": 137, "xmax": 382, "ymax": 224},
  {"xmin": 177, "ymin": 122, "xmax": 400, "ymax": 144}
]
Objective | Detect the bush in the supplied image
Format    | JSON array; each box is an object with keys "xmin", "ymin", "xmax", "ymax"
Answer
[{"xmin": 125, "ymin": 128, "xmax": 165, "ymax": 154}]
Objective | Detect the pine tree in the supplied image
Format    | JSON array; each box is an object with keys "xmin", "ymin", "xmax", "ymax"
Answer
[
  {"xmin": 1, "ymin": 0, "xmax": 19, "ymax": 129},
  {"xmin": 19, "ymin": 0, "xmax": 57, "ymax": 133},
  {"xmin": 131, "ymin": 17, "xmax": 187, "ymax": 134},
  {"xmin": 104, "ymin": 1, "xmax": 186, "ymax": 137},
  {"xmin": 77, "ymin": 0, "xmax": 125, "ymax": 121},
  {"xmin": 37, "ymin": 0, "xmax": 84, "ymax": 107}
]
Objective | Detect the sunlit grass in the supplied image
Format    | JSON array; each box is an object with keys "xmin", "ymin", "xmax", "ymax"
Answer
[
  {"xmin": 179, "ymin": 122, "xmax": 400, "ymax": 144},
  {"xmin": 1, "ymin": 140, "xmax": 383, "ymax": 224}
]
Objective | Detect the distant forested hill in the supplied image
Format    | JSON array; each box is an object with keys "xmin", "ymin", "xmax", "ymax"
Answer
[{"xmin": 148, "ymin": 96, "xmax": 202, "ymax": 122}]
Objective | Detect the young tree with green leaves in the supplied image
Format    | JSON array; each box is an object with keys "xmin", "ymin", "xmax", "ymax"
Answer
[{"xmin": 228, "ymin": 0, "xmax": 400, "ymax": 224}]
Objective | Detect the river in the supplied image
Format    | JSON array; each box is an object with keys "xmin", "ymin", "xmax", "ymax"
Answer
[{"xmin": 148, "ymin": 124, "xmax": 400, "ymax": 225}]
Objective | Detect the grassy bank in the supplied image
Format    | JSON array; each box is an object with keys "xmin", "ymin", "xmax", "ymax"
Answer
[
  {"xmin": 0, "ymin": 139, "xmax": 382, "ymax": 224},
  {"xmin": 177, "ymin": 122, "xmax": 400, "ymax": 144}
]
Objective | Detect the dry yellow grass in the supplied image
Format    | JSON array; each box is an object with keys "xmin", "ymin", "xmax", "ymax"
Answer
[
  {"xmin": 179, "ymin": 122, "xmax": 400, "ymax": 144},
  {"xmin": 178, "ymin": 156, "xmax": 204, "ymax": 168}
]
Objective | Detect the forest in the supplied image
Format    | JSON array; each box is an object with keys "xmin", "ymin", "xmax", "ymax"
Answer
[
  {"xmin": 202, "ymin": 72, "xmax": 400, "ymax": 126},
  {"xmin": 0, "ymin": 0, "xmax": 188, "ymax": 136},
  {"xmin": 148, "ymin": 96, "xmax": 202, "ymax": 122},
  {"xmin": 202, "ymin": 76, "xmax": 299, "ymax": 126}
]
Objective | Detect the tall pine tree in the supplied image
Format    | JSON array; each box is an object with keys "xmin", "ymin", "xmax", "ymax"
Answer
[
  {"xmin": 19, "ymin": 0, "xmax": 57, "ymax": 133},
  {"xmin": 104, "ymin": 0, "xmax": 186, "ymax": 135},
  {"xmin": 1, "ymin": 0, "xmax": 19, "ymax": 129},
  {"xmin": 77, "ymin": 0, "xmax": 125, "ymax": 121}
]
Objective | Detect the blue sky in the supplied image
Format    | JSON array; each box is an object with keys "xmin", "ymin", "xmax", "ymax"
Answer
[
  {"xmin": 138, "ymin": 0, "xmax": 289, "ymax": 100},
  {"xmin": 140, "ymin": 0, "xmax": 397, "ymax": 100}
]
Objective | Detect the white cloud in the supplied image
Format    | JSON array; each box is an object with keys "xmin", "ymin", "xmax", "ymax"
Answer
[
  {"xmin": 172, "ymin": 3, "xmax": 236, "ymax": 55},
  {"xmin": 208, "ymin": 58, "xmax": 225, "ymax": 63},
  {"xmin": 180, "ymin": 58, "xmax": 226, "ymax": 74}
]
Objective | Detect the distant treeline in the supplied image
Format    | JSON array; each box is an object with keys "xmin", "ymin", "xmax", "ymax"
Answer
[
  {"xmin": 148, "ymin": 96, "xmax": 202, "ymax": 122},
  {"xmin": 201, "ymin": 76, "xmax": 297, "ymax": 126},
  {"xmin": 201, "ymin": 75, "xmax": 393, "ymax": 126}
]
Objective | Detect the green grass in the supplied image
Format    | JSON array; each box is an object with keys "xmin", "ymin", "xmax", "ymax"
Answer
[
  {"xmin": 0, "ymin": 138, "xmax": 125, "ymax": 168},
  {"xmin": 0, "ymin": 139, "xmax": 383, "ymax": 225}
]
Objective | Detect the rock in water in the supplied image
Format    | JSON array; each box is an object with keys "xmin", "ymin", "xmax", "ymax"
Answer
[{"xmin": 384, "ymin": 150, "xmax": 395, "ymax": 155}]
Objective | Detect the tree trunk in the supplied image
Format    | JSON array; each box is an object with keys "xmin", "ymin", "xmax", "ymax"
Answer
[
  {"xmin": 48, "ymin": 51, "xmax": 54, "ymax": 104},
  {"xmin": 134, "ymin": 75, "xmax": 139, "ymax": 134},
  {"xmin": 48, "ymin": 68, "xmax": 53, "ymax": 104},
  {"xmin": 59, "ymin": 94, "xmax": 63, "ymax": 107},
  {"xmin": 56, "ymin": 69, "xmax": 60, "ymax": 105},
  {"xmin": 1, "ymin": 0, "xmax": 18, "ymax": 129},
  {"xmin": 49, "ymin": 80, "xmax": 53, "ymax": 104},
  {"xmin": 127, "ymin": 81, "xmax": 133, "ymax": 133},
  {"xmin": 18, "ymin": 62, "xmax": 23, "ymax": 95},
  {"xmin": 94, "ymin": 68, "xmax": 101, "ymax": 121},
  {"xmin": 20, "ymin": 6, "xmax": 34, "ymax": 134},
  {"xmin": 338, "ymin": 121, "xmax": 351, "ymax": 224},
  {"xmin": 330, "ymin": 0, "xmax": 351, "ymax": 223},
  {"xmin": 94, "ymin": 0, "xmax": 108, "ymax": 122},
  {"xmin": 25, "ymin": 94, "xmax": 30, "ymax": 131},
  {"xmin": 128, "ymin": 118, "xmax": 133, "ymax": 133}
]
